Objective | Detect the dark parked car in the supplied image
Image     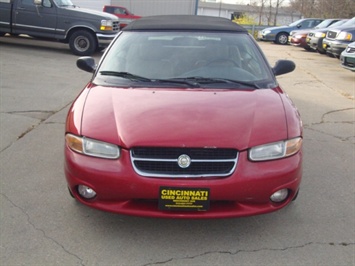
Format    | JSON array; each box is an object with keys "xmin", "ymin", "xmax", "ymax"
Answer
[
  {"xmin": 306, "ymin": 19, "xmax": 350, "ymax": 54},
  {"xmin": 289, "ymin": 19, "xmax": 342, "ymax": 50},
  {"xmin": 65, "ymin": 15, "xmax": 302, "ymax": 219},
  {"xmin": 340, "ymin": 41, "xmax": 355, "ymax": 71},
  {"xmin": 323, "ymin": 20, "xmax": 355, "ymax": 58},
  {"xmin": 258, "ymin": 18, "xmax": 323, "ymax": 44}
]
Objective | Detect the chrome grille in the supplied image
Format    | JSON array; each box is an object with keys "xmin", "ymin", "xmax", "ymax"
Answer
[
  {"xmin": 327, "ymin": 31, "xmax": 337, "ymax": 39},
  {"xmin": 131, "ymin": 147, "xmax": 238, "ymax": 178},
  {"xmin": 113, "ymin": 21, "xmax": 120, "ymax": 32},
  {"xmin": 343, "ymin": 57, "xmax": 355, "ymax": 67}
]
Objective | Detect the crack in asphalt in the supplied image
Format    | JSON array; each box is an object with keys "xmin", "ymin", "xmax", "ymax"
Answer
[
  {"xmin": 7, "ymin": 110, "xmax": 55, "ymax": 118},
  {"xmin": 320, "ymin": 108, "xmax": 355, "ymax": 123},
  {"xmin": 141, "ymin": 242, "xmax": 355, "ymax": 266},
  {"xmin": 303, "ymin": 107, "xmax": 355, "ymax": 142},
  {"xmin": 1, "ymin": 193, "xmax": 85, "ymax": 266},
  {"xmin": 1, "ymin": 104, "xmax": 71, "ymax": 153},
  {"xmin": 285, "ymin": 51, "xmax": 354, "ymax": 101}
]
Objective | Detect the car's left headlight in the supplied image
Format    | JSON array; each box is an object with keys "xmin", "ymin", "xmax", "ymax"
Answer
[
  {"xmin": 66, "ymin": 134, "xmax": 120, "ymax": 159},
  {"xmin": 336, "ymin": 32, "xmax": 352, "ymax": 41},
  {"xmin": 249, "ymin": 137, "xmax": 302, "ymax": 161},
  {"xmin": 100, "ymin": 20, "xmax": 113, "ymax": 31}
]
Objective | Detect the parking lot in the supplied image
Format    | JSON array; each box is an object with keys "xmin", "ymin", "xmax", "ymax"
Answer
[{"xmin": 1, "ymin": 35, "xmax": 354, "ymax": 265}]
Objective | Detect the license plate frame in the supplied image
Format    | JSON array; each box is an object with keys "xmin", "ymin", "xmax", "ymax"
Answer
[{"xmin": 158, "ymin": 187, "xmax": 210, "ymax": 211}]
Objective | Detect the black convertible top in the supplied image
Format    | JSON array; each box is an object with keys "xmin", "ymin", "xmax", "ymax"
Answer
[{"xmin": 122, "ymin": 15, "xmax": 247, "ymax": 32}]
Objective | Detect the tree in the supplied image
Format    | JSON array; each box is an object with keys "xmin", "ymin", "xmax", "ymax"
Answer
[
  {"xmin": 273, "ymin": 0, "xmax": 287, "ymax": 25},
  {"xmin": 289, "ymin": 0, "xmax": 355, "ymax": 18}
]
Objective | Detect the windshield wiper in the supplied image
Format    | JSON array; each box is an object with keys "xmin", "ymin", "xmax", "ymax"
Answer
[
  {"xmin": 99, "ymin": 71, "xmax": 152, "ymax": 82},
  {"xmin": 99, "ymin": 72, "xmax": 200, "ymax": 87},
  {"xmin": 181, "ymin": 77, "xmax": 260, "ymax": 89},
  {"xmin": 98, "ymin": 73, "xmax": 259, "ymax": 89},
  {"xmin": 153, "ymin": 78, "xmax": 201, "ymax": 88}
]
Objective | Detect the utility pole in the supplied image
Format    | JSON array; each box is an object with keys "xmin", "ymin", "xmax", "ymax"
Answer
[{"xmin": 195, "ymin": 0, "xmax": 199, "ymax": 15}]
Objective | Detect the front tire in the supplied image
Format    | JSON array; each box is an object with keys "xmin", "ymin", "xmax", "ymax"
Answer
[
  {"xmin": 275, "ymin": 32, "xmax": 289, "ymax": 45},
  {"xmin": 69, "ymin": 30, "xmax": 97, "ymax": 56},
  {"xmin": 292, "ymin": 190, "xmax": 299, "ymax": 201}
]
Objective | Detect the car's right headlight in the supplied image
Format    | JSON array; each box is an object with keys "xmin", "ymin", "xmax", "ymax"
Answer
[
  {"xmin": 249, "ymin": 137, "xmax": 302, "ymax": 161},
  {"xmin": 66, "ymin": 134, "xmax": 120, "ymax": 159},
  {"xmin": 314, "ymin": 32, "xmax": 326, "ymax": 38},
  {"xmin": 336, "ymin": 32, "xmax": 352, "ymax": 41},
  {"xmin": 263, "ymin": 30, "xmax": 271, "ymax": 35}
]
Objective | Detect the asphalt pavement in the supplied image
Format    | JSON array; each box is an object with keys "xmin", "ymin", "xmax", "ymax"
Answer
[{"xmin": 0, "ymin": 36, "xmax": 354, "ymax": 266}]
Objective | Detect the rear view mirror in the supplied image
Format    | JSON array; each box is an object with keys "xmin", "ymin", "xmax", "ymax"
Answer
[
  {"xmin": 272, "ymin": 60, "xmax": 296, "ymax": 76},
  {"xmin": 77, "ymin": 57, "xmax": 96, "ymax": 73}
]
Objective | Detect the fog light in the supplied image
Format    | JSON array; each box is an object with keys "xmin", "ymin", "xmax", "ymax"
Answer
[
  {"xmin": 78, "ymin": 185, "xmax": 96, "ymax": 199},
  {"xmin": 270, "ymin": 189, "xmax": 288, "ymax": 203}
]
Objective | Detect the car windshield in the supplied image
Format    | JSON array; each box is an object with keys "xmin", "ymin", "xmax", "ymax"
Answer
[
  {"xmin": 329, "ymin": 19, "xmax": 349, "ymax": 28},
  {"xmin": 314, "ymin": 20, "xmax": 333, "ymax": 29},
  {"xmin": 98, "ymin": 31, "xmax": 273, "ymax": 87},
  {"xmin": 340, "ymin": 17, "xmax": 355, "ymax": 27},
  {"xmin": 288, "ymin": 19, "xmax": 304, "ymax": 27}
]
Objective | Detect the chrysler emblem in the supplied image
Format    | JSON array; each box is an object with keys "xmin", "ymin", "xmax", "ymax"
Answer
[{"xmin": 177, "ymin": 154, "xmax": 191, "ymax": 168}]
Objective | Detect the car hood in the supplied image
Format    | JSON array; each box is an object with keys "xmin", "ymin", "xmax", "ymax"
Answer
[
  {"xmin": 291, "ymin": 29, "xmax": 311, "ymax": 35},
  {"xmin": 348, "ymin": 41, "xmax": 355, "ymax": 48},
  {"xmin": 81, "ymin": 86, "xmax": 288, "ymax": 150},
  {"xmin": 60, "ymin": 6, "xmax": 118, "ymax": 20},
  {"xmin": 309, "ymin": 28, "xmax": 328, "ymax": 34}
]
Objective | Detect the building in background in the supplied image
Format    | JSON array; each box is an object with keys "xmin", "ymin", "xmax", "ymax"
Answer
[
  {"xmin": 74, "ymin": 0, "xmax": 111, "ymax": 11},
  {"xmin": 198, "ymin": 1, "xmax": 301, "ymax": 25},
  {"xmin": 73, "ymin": 0, "xmax": 300, "ymax": 25}
]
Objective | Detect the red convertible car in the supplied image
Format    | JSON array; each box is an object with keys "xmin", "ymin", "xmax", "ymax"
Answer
[{"xmin": 65, "ymin": 15, "xmax": 303, "ymax": 219}]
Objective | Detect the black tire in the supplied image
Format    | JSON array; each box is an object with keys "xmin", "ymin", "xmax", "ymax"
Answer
[
  {"xmin": 275, "ymin": 32, "xmax": 289, "ymax": 45},
  {"xmin": 69, "ymin": 30, "xmax": 97, "ymax": 56},
  {"xmin": 292, "ymin": 190, "xmax": 299, "ymax": 201},
  {"xmin": 96, "ymin": 46, "xmax": 107, "ymax": 52},
  {"xmin": 0, "ymin": 32, "xmax": 5, "ymax": 37},
  {"xmin": 68, "ymin": 187, "xmax": 75, "ymax": 198}
]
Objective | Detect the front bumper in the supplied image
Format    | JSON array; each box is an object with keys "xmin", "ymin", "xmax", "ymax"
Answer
[
  {"xmin": 257, "ymin": 32, "xmax": 276, "ymax": 42},
  {"xmin": 307, "ymin": 36, "xmax": 324, "ymax": 52},
  {"xmin": 340, "ymin": 53, "xmax": 355, "ymax": 71},
  {"xmin": 96, "ymin": 32, "xmax": 118, "ymax": 47},
  {"xmin": 64, "ymin": 147, "xmax": 302, "ymax": 219},
  {"xmin": 322, "ymin": 39, "xmax": 348, "ymax": 57},
  {"xmin": 290, "ymin": 37, "xmax": 308, "ymax": 48}
]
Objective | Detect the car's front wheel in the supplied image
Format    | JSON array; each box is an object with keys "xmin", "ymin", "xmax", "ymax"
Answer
[
  {"xmin": 275, "ymin": 32, "xmax": 289, "ymax": 45},
  {"xmin": 69, "ymin": 30, "xmax": 97, "ymax": 56}
]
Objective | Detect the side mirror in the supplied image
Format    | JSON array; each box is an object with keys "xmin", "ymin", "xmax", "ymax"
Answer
[
  {"xmin": 272, "ymin": 60, "xmax": 295, "ymax": 76},
  {"xmin": 34, "ymin": 0, "xmax": 42, "ymax": 5},
  {"xmin": 77, "ymin": 57, "xmax": 96, "ymax": 73},
  {"xmin": 297, "ymin": 24, "xmax": 301, "ymax": 28}
]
